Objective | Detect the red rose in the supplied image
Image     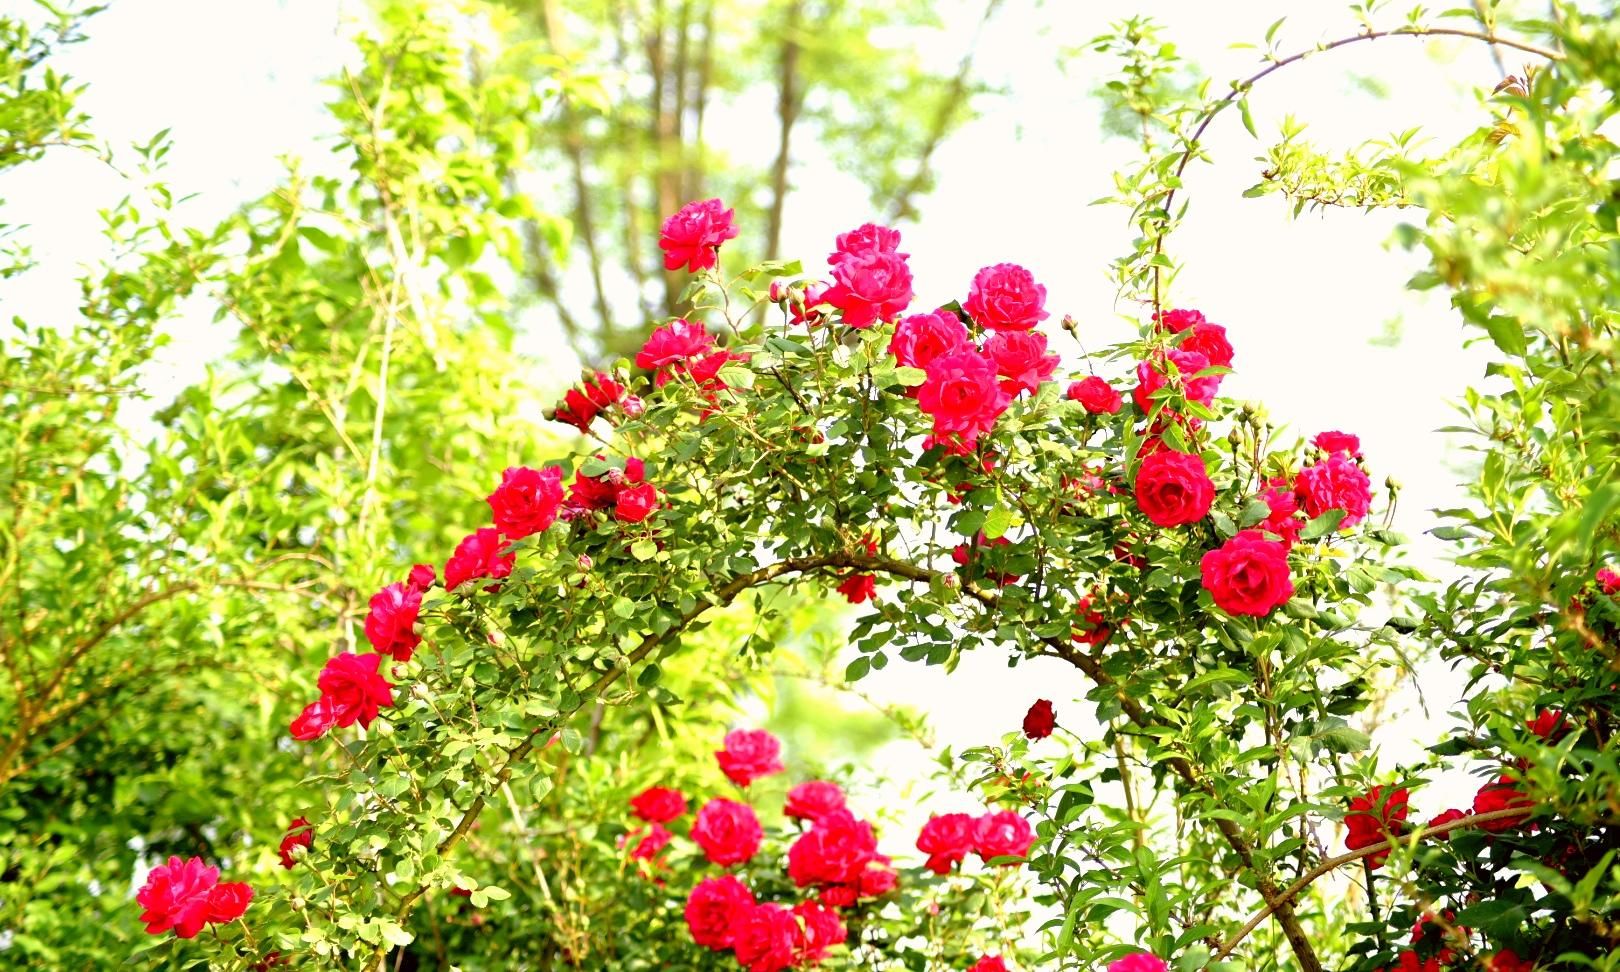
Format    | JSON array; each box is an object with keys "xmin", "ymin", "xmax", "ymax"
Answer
[
  {"xmin": 951, "ymin": 533, "xmax": 1021, "ymax": 587},
  {"xmin": 486, "ymin": 465, "xmax": 564, "ymax": 540},
  {"xmin": 681, "ymin": 348, "xmax": 748, "ymax": 393},
  {"xmin": 1178, "ymin": 320, "xmax": 1234, "ymax": 370},
  {"xmin": 856, "ymin": 861, "xmax": 898, "ymax": 898},
  {"xmin": 916, "ymin": 813, "xmax": 976, "ymax": 874},
  {"xmin": 658, "ymin": 198, "xmax": 738, "ymax": 272},
  {"xmin": 1527, "ymin": 708, "xmax": 1569, "ymax": 740},
  {"xmin": 1295, "ymin": 454, "xmax": 1372, "ymax": 528},
  {"xmin": 1425, "ymin": 808, "xmax": 1466, "ymax": 837},
  {"xmin": 691, "ymin": 798, "xmax": 763, "ymax": 866},
  {"xmin": 733, "ymin": 903, "xmax": 805, "ymax": 972},
  {"xmin": 625, "ymin": 823, "xmax": 672, "ymax": 862},
  {"xmin": 1107, "ymin": 955, "xmax": 1168, "ymax": 972},
  {"xmin": 792, "ymin": 901, "xmax": 847, "ymax": 962},
  {"xmin": 278, "ymin": 817, "xmax": 313, "ymax": 869},
  {"xmin": 636, "ymin": 319, "xmax": 714, "ymax": 374},
  {"xmin": 785, "ymin": 780, "xmax": 847, "ymax": 823},
  {"xmin": 1599, "ymin": 567, "xmax": 1620, "ymax": 594},
  {"xmin": 629, "ymin": 786, "xmax": 688, "ymax": 823},
  {"xmin": 684, "ymin": 874, "xmax": 755, "ymax": 950},
  {"xmin": 136, "ymin": 856, "xmax": 218, "ymax": 938},
  {"xmin": 826, "ymin": 248, "xmax": 913, "ymax": 328},
  {"xmin": 986, "ymin": 330, "xmax": 1059, "ymax": 396},
  {"xmin": 836, "ymin": 573, "xmax": 877, "ymax": 604},
  {"xmin": 1346, "ymin": 785, "xmax": 1409, "ymax": 868},
  {"xmin": 963, "ymin": 263, "xmax": 1049, "ymax": 332},
  {"xmin": 1022, "ymin": 699, "xmax": 1056, "ymax": 740},
  {"xmin": 363, "ymin": 582, "xmax": 421, "ymax": 662},
  {"xmin": 614, "ymin": 481, "xmax": 659, "ymax": 523},
  {"xmin": 1067, "ymin": 376, "xmax": 1123, "ymax": 414},
  {"xmin": 973, "ymin": 810, "xmax": 1034, "ymax": 863},
  {"xmin": 917, "ymin": 347, "xmax": 1012, "ymax": 452},
  {"xmin": 1260, "ymin": 483, "xmax": 1304, "ymax": 546},
  {"xmin": 716, "ymin": 728, "xmax": 785, "ymax": 787},
  {"xmin": 1134, "ymin": 450, "xmax": 1215, "ymax": 527},
  {"xmin": 443, "ymin": 527, "xmax": 516, "ymax": 592},
  {"xmin": 891, "ymin": 310, "xmax": 969, "ymax": 370},
  {"xmin": 1473, "ymin": 774, "xmax": 1534, "ymax": 831},
  {"xmin": 1312, "ymin": 430, "xmax": 1361, "ymax": 456},
  {"xmin": 818, "ymin": 884, "xmax": 857, "ymax": 909},
  {"xmin": 1485, "ymin": 950, "xmax": 1534, "ymax": 972},
  {"xmin": 405, "ymin": 563, "xmax": 436, "ymax": 592},
  {"xmin": 1072, "ymin": 595, "xmax": 1115, "ymax": 647},
  {"xmin": 1154, "ymin": 308, "xmax": 1206, "ymax": 332},
  {"xmin": 288, "ymin": 697, "xmax": 336, "ymax": 741},
  {"xmin": 969, "ymin": 958, "xmax": 1009, "ymax": 972},
  {"xmin": 553, "ymin": 372, "xmax": 626, "ymax": 431},
  {"xmin": 315, "ymin": 651, "xmax": 395, "ymax": 731},
  {"xmin": 788, "ymin": 281, "xmax": 833, "ymax": 326},
  {"xmin": 787, "ymin": 809, "xmax": 879, "ymax": 886},
  {"xmin": 1133, "ymin": 348, "xmax": 1219, "ymax": 414},
  {"xmin": 829, "ymin": 222, "xmax": 903, "ymax": 264},
  {"xmin": 1200, "ymin": 529, "xmax": 1293, "ymax": 617},
  {"xmin": 205, "ymin": 882, "xmax": 253, "ymax": 924}
]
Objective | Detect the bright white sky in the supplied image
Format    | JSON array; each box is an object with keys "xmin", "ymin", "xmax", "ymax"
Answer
[{"xmin": 1, "ymin": 0, "xmax": 1525, "ymax": 847}]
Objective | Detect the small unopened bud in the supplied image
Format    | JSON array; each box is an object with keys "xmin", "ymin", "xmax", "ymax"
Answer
[
  {"xmin": 621, "ymin": 395, "xmax": 645, "ymax": 417},
  {"xmin": 1061, "ymin": 314, "xmax": 1079, "ymax": 333},
  {"xmin": 577, "ymin": 553, "xmax": 594, "ymax": 571},
  {"xmin": 1226, "ymin": 428, "xmax": 1243, "ymax": 450},
  {"xmin": 769, "ymin": 279, "xmax": 789, "ymax": 302},
  {"xmin": 1385, "ymin": 475, "xmax": 1402, "ymax": 492},
  {"xmin": 942, "ymin": 573, "xmax": 960, "ymax": 589}
]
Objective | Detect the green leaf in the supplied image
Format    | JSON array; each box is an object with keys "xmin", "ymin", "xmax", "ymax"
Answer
[
  {"xmin": 630, "ymin": 540, "xmax": 658, "ymax": 561},
  {"xmin": 982, "ymin": 505, "xmax": 1014, "ymax": 540},
  {"xmin": 1300, "ymin": 509, "xmax": 1347, "ymax": 540}
]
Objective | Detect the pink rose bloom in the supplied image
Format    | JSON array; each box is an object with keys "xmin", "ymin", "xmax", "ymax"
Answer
[
  {"xmin": 829, "ymin": 222, "xmax": 904, "ymax": 264},
  {"xmin": 1133, "ymin": 348, "xmax": 1219, "ymax": 414},
  {"xmin": 1107, "ymin": 954, "xmax": 1169, "ymax": 972},
  {"xmin": 1599, "ymin": 567, "xmax": 1620, "ymax": 595},
  {"xmin": 443, "ymin": 527, "xmax": 516, "ymax": 592},
  {"xmin": 1154, "ymin": 308, "xmax": 1206, "ymax": 332},
  {"xmin": 135, "ymin": 856, "xmax": 219, "ymax": 938},
  {"xmin": 733, "ymin": 903, "xmax": 805, "ymax": 972},
  {"xmin": 987, "ymin": 330, "xmax": 1059, "ymax": 396},
  {"xmin": 973, "ymin": 810, "xmax": 1035, "ymax": 863},
  {"xmin": 1179, "ymin": 320, "xmax": 1234, "ymax": 369},
  {"xmin": 1200, "ymin": 530, "xmax": 1294, "ymax": 617},
  {"xmin": 364, "ymin": 582, "xmax": 422, "ymax": 662},
  {"xmin": 963, "ymin": 263, "xmax": 1049, "ymax": 332},
  {"xmin": 716, "ymin": 728, "xmax": 785, "ymax": 786},
  {"xmin": 890, "ymin": 310, "xmax": 969, "ymax": 370},
  {"xmin": 1260, "ymin": 483, "xmax": 1304, "ymax": 546},
  {"xmin": 658, "ymin": 198, "xmax": 738, "ymax": 272},
  {"xmin": 317, "ymin": 651, "xmax": 395, "ymax": 730},
  {"xmin": 635, "ymin": 319, "xmax": 714, "ymax": 373},
  {"xmin": 916, "ymin": 347, "xmax": 1013, "ymax": 452},
  {"xmin": 826, "ymin": 247, "xmax": 914, "ymax": 328},
  {"xmin": 916, "ymin": 812, "xmax": 977, "ymax": 874},
  {"xmin": 1313, "ymin": 430, "xmax": 1362, "ymax": 456},
  {"xmin": 785, "ymin": 781, "xmax": 847, "ymax": 823},
  {"xmin": 1067, "ymin": 376, "xmax": 1123, "ymax": 414},
  {"xmin": 1295, "ymin": 453, "xmax": 1372, "ymax": 528}
]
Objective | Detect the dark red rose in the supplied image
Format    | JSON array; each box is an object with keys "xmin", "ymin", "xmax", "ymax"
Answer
[
  {"xmin": 684, "ymin": 874, "xmax": 755, "ymax": 950},
  {"xmin": 716, "ymin": 728, "xmax": 785, "ymax": 787},
  {"xmin": 1134, "ymin": 450, "xmax": 1214, "ymax": 527},
  {"xmin": 1345, "ymin": 785, "xmax": 1409, "ymax": 868},
  {"xmin": 963, "ymin": 263, "xmax": 1049, "ymax": 332},
  {"xmin": 691, "ymin": 798, "xmax": 763, "ymax": 866},
  {"xmin": 1425, "ymin": 808, "xmax": 1466, "ymax": 837},
  {"xmin": 951, "ymin": 533, "xmax": 1021, "ymax": 587},
  {"xmin": 443, "ymin": 527, "xmax": 516, "ymax": 592},
  {"xmin": 1485, "ymin": 950, "xmax": 1534, "ymax": 972},
  {"xmin": 1295, "ymin": 454, "xmax": 1372, "ymax": 528},
  {"xmin": 1527, "ymin": 708, "xmax": 1570, "ymax": 740},
  {"xmin": 1071, "ymin": 594, "xmax": 1116, "ymax": 647},
  {"xmin": 973, "ymin": 810, "xmax": 1034, "ymax": 863},
  {"xmin": 658, "ymin": 198, "xmax": 738, "ymax": 272},
  {"xmin": 1473, "ymin": 774, "xmax": 1533, "ymax": 831},
  {"xmin": 785, "ymin": 780, "xmax": 847, "ymax": 823},
  {"xmin": 1067, "ymin": 375, "xmax": 1123, "ymax": 414},
  {"xmin": 916, "ymin": 813, "xmax": 976, "ymax": 874},
  {"xmin": 629, "ymin": 786, "xmax": 688, "ymax": 823},
  {"xmin": 1022, "ymin": 699, "xmax": 1056, "ymax": 740},
  {"xmin": 278, "ymin": 817, "xmax": 313, "ymax": 869},
  {"xmin": 363, "ymin": 582, "xmax": 422, "ymax": 662},
  {"xmin": 1200, "ymin": 529, "xmax": 1293, "ymax": 617}
]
